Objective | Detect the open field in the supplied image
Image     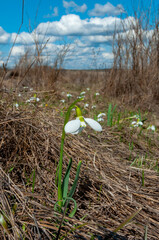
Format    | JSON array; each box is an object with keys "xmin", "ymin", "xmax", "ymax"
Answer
[{"xmin": 0, "ymin": 68, "xmax": 159, "ymax": 240}]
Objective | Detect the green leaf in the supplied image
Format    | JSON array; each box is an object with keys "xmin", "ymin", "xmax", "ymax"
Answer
[
  {"xmin": 62, "ymin": 158, "xmax": 72, "ymax": 201},
  {"xmin": 63, "ymin": 197, "xmax": 77, "ymax": 217},
  {"xmin": 68, "ymin": 161, "xmax": 82, "ymax": 198},
  {"xmin": 107, "ymin": 103, "xmax": 112, "ymax": 126},
  {"xmin": 111, "ymin": 104, "xmax": 117, "ymax": 126}
]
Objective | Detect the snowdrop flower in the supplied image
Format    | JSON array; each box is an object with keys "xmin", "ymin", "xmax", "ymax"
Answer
[
  {"xmin": 77, "ymin": 95, "xmax": 84, "ymax": 99},
  {"xmin": 14, "ymin": 102, "xmax": 19, "ymax": 108},
  {"xmin": 64, "ymin": 106, "xmax": 102, "ymax": 134},
  {"xmin": 95, "ymin": 92, "xmax": 100, "ymax": 96},
  {"xmin": 80, "ymin": 91, "xmax": 86, "ymax": 95},
  {"xmin": 84, "ymin": 103, "xmax": 89, "ymax": 108},
  {"xmin": 147, "ymin": 125, "xmax": 155, "ymax": 131},
  {"xmin": 60, "ymin": 99, "xmax": 65, "ymax": 103},
  {"xmin": 97, "ymin": 113, "xmax": 106, "ymax": 118},
  {"xmin": 97, "ymin": 117, "xmax": 104, "ymax": 122},
  {"xmin": 67, "ymin": 93, "xmax": 72, "ymax": 98},
  {"xmin": 26, "ymin": 95, "xmax": 40, "ymax": 103},
  {"xmin": 18, "ymin": 93, "xmax": 21, "ymax": 97},
  {"xmin": 97, "ymin": 113, "xmax": 106, "ymax": 122},
  {"xmin": 92, "ymin": 105, "xmax": 96, "ymax": 109},
  {"xmin": 131, "ymin": 120, "xmax": 143, "ymax": 127},
  {"xmin": 86, "ymin": 88, "xmax": 90, "ymax": 91}
]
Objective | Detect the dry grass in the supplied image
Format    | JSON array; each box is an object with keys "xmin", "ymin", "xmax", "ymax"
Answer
[
  {"xmin": 103, "ymin": 12, "xmax": 159, "ymax": 111},
  {"xmin": 0, "ymin": 74, "xmax": 159, "ymax": 240}
]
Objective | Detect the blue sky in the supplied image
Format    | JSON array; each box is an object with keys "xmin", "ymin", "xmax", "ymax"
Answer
[{"xmin": 0, "ymin": 0, "xmax": 158, "ymax": 69}]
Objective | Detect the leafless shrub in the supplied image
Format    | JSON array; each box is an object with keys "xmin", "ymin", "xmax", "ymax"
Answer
[{"xmin": 103, "ymin": 8, "xmax": 159, "ymax": 110}]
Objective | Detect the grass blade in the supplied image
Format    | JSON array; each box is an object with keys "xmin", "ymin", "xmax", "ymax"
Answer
[
  {"xmin": 113, "ymin": 207, "xmax": 142, "ymax": 233},
  {"xmin": 68, "ymin": 161, "xmax": 82, "ymax": 198},
  {"xmin": 107, "ymin": 103, "xmax": 112, "ymax": 126},
  {"xmin": 62, "ymin": 158, "xmax": 72, "ymax": 200}
]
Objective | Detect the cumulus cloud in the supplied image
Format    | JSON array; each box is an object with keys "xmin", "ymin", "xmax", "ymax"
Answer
[
  {"xmin": 11, "ymin": 32, "xmax": 34, "ymax": 45},
  {"xmin": 11, "ymin": 45, "xmax": 26, "ymax": 57},
  {"xmin": 89, "ymin": 2, "xmax": 126, "ymax": 17},
  {"xmin": 83, "ymin": 35, "xmax": 113, "ymax": 44},
  {"xmin": 44, "ymin": 7, "xmax": 58, "ymax": 18},
  {"xmin": 36, "ymin": 14, "xmax": 134, "ymax": 37},
  {"xmin": 0, "ymin": 27, "xmax": 10, "ymax": 44},
  {"xmin": 63, "ymin": 1, "xmax": 87, "ymax": 13},
  {"xmin": 10, "ymin": 32, "xmax": 58, "ymax": 45}
]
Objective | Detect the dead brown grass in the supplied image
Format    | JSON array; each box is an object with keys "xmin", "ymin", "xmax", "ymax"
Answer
[
  {"xmin": 0, "ymin": 87, "xmax": 159, "ymax": 239},
  {"xmin": 103, "ymin": 12, "xmax": 159, "ymax": 111}
]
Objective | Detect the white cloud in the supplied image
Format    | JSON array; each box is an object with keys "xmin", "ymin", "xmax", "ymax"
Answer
[
  {"xmin": 11, "ymin": 32, "xmax": 34, "ymax": 44},
  {"xmin": 83, "ymin": 35, "xmax": 113, "ymax": 44},
  {"xmin": 0, "ymin": 27, "xmax": 10, "ymax": 44},
  {"xmin": 10, "ymin": 32, "xmax": 58, "ymax": 45},
  {"xmin": 44, "ymin": 7, "xmax": 58, "ymax": 18},
  {"xmin": 89, "ymin": 2, "xmax": 126, "ymax": 17},
  {"xmin": 36, "ymin": 14, "xmax": 134, "ymax": 37},
  {"xmin": 102, "ymin": 52, "xmax": 114, "ymax": 59},
  {"xmin": 63, "ymin": 1, "xmax": 87, "ymax": 13},
  {"xmin": 11, "ymin": 45, "xmax": 26, "ymax": 56}
]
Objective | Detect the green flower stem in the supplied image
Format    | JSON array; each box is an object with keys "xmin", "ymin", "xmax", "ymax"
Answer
[{"xmin": 57, "ymin": 98, "xmax": 83, "ymax": 207}]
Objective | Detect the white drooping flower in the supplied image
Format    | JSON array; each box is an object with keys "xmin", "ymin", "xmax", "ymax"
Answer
[
  {"xmin": 67, "ymin": 93, "xmax": 72, "ymax": 98},
  {"xmin": 64, "ymin": 106, "xmax": 102, "ymax": 134},
  {"xmin": 86, "ymin": 88, "xmax": 90, "ymax": 91},
  {"xmin": 77, "ymin": 95, "xmax": 84, "ymax": 99},
  {"xmin": 80, "ymin": 91, "xmax": 86, "ymax": 95},
  {"xmin": 95, "ymin": 92, "xmax": 100, "ymax": 96},
  {"xmin": 14, "ymin": 102, "xmax": 19, "ymax": 108},
  {"xmin": 26, "ymin": 94, "xmax": 40, "ymax": 103},
  {"xmin": 97, "ymin": 117, "xmax": 104, "ymax": 122},
  {"xmin": 91, "ymin": 105, "xmax": 96, "ymax": 109},
  {"xmin": 97, "ymin": 113, "xmax": 106, "ymax": 118},
  {"xmin": 97, "ymin": 113, "xmax": 106, "ymax": 122},
  {"xmin": 147, "ymin": 125, "xmax": 155, "ymax": 131},
  {"xmin": 131, "ymin": 120, "xmax": 143, "ymax": 127},
  {"xmin": 60, "ymin": 99, "xmax": 65, "ymax": 103},
  {"xmin": 84, "ymin": 103, "xmax": 89, "ymax": 108}
]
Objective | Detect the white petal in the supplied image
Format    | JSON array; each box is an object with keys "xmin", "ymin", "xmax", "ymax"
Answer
[
  {"xmin": 84, "ymin": 118, "xmax": 102, "ymax": 132},
  {"xmin": 71, "ymin": 127, "xmax": 84, "ymax": 134},
  {"xmin": 64, "ymin": 119, "xmax": 81, "ymax": 134}
]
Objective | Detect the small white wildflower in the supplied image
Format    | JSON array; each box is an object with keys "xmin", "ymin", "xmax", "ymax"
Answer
[
  {"xmin": 97, "ymin": 113, "xmax": 106, "ymax": 118},
  {"xmin": 92, "ymin": 105, "xmax": 96, "ymax": 109},
  {"xmin": 77, "ymin": 96, "xmax": 84, "ymax": 99},
  {"xmin": 26, "ymin": 96, "xmax": 40, "ymax": 103},
  {"xmin": 23, "ymin": 86, "xmax": 28, "ymax": 89},
  {"xmin": 97, "ymin": 117, "xmax": 104, "ymax": 122},
  {"xmin": 60, "ymin": 99, "xmax": 65, "ymax": 103},
  {"xmin": 131, "ymin": 120, "xmax": 143, "ymax": 127},
  {"xmin": 18, "ymin": 93, "xmax": 21, "ymax": 97},
  {"xmin": 30, "ymin": 88, "xmax": 33, "ymax": 91},
  {"xmin": 95, "ymin": 92, "xmax": 100, "ymax": 96},
  {"xmin": 65, "ymin": 106, "xmax": 102, "ymax": 134},
  {"xmin": 80, "ymin": 91, "xmax": 86, "ymax": 95},
  {"xmin": 86, "ymin": 88, "xmax": 90, "ymax": 91},
  {"xmin": 147, "ymin": 125, "xmax": 155, "ymax": 131},
  {"xmin": 14, "ymin": 102, "xmax": 19, "ymax": 108},
  {"xmin": 84, "ymin": 103, "xmax": 89, "ymax": 108},
  {"xmin": 67, "ymin": 93, "xmax": 72, "ymax": 98}
]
